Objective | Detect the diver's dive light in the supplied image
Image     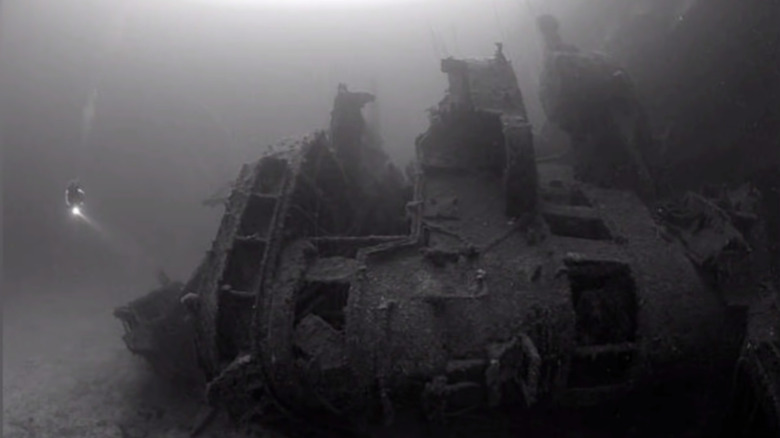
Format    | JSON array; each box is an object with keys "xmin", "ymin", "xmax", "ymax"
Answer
[{"xmin": 66, "ymin": 180, "xmax": 86, "ymax": 217}]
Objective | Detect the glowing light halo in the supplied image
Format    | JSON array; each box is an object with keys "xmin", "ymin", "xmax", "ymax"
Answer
[{"xmin": 72, "ymin": 206, "xmax": 83, "ymax": 216}]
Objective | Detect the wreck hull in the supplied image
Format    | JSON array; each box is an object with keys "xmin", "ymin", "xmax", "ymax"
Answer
[
  {"xmin": 114, "ymin": 48, "xmax": 775, "ymax": 436},
  {"xmin": 246, "ymin": 53, "xmax": 732, "ymax": 421},
  {"xmin": 253, "ymin": 166, "xmax": 731, "ymax": 420}
]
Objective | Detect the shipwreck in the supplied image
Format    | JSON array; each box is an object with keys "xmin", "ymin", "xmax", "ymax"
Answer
[{"xmin": 115, "ymin": 47, "xmax": 779, "ymax": 437}]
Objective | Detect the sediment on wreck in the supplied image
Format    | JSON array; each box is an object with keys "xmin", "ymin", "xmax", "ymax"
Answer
[
  {"xmin": 114, "ymin": 38, "xmax": 778, "ymax": 437},
  {"xmin": 421, "ymin": 48, "xmax": 538, "ymax": 218},
  {"xmin": 722, "ymin": 293, "xmax": 780, "ymax": 438},
  {"xmin": 114, "ymin": 84, "xmax": 413, "ymax": 432},
  {"xmin": 197, "ymin": 126, "xmax": 412, "ymax": 403}
]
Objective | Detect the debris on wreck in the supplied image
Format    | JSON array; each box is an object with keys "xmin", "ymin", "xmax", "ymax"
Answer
[
  {"xmin": 723, "ymin": 290, "xmax": 780, "ymax": 437},
  {"xmin": 656, "ymin": 182, "xmax": 780, "ymax": 437},
  {"xmin": 113, "ymin": 271, "xmax": 205, "ymax": 390},
  {"xmin": 657, "ymin": 187, "xmax": 761, "ymax": 301},
  {"xmin": 115, "ymin": 48, "xmax": 780, "ymax": 437}
]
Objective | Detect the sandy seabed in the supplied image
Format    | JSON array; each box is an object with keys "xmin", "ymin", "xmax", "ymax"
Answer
[{"xmin": 2, "ymin": 276, "xmax": 246, "ymax": 438}]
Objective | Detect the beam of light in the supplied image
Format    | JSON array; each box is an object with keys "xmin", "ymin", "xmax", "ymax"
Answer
[
  {"xmin": 70, "ymin": 207, "xmax": 98, "ymax": 231},
  {"xmin": 68, "ymin": 206, "xmax": 101, "ymax": 234},
  {"xmin": 66, "ymin": 206, "xmax": 155, "ymax": 268},
  {"xmin": 181, "ymin": 0, "xmax": 425, "ymax": 10},
  {"xmin": 63, "ymin": 193, "xmax": 164, "ymax": 273}
]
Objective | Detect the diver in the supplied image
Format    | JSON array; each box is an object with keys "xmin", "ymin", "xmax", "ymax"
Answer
[{"xmin": 65, "ymin": 180, "xmax": 86, "ymax": 214}]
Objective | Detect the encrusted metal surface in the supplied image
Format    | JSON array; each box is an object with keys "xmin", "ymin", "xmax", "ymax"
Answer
[{"xmin": 114, "ymin": 49, "xmax": 778, "ymax": 437}]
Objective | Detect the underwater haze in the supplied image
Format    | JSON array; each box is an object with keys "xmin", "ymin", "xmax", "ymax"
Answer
[{"xmin": 3, "ymin": 0, "xmax": 778, "ymax": 437}]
